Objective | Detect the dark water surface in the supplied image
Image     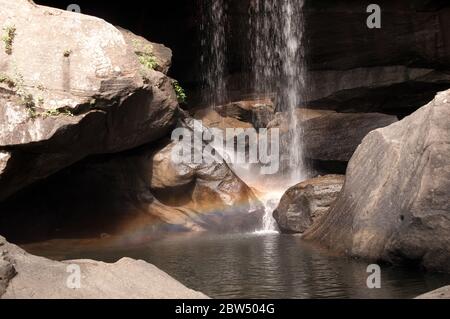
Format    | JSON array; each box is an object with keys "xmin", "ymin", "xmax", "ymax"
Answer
[{"xmin": 23, "ymin": 233, "xmax": 450, "ymax": 299}]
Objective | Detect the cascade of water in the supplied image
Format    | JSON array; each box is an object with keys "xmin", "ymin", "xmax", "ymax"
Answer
[
  {"xmin": 250, "ymin": 0, "xmax": 308, "ymax": 185},
  {"xmin": 200, "ymin": 0, "xmax": 228, "ymax": 107},
  {"xmin": 254, "ymin": 191, "xmax": 284, "ymax": 234},
  {"xmin": 248, "ymin": 0, "xmax": 308, "ymax": 233}
]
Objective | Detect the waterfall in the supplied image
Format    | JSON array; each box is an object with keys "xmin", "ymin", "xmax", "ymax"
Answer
[
  {"xmin": 248, "ymin": 0, "xmax": 308, "ymax": 233},
  {"xmin": 199, "ymin": 1, "xmax": 308, "ymax": 234},
  {"xmin": 254, "ymin": 191, "xmax": 284, "ymax": 234},
  {"xmin": 250, "ymin": 0, "xmax": 308, "ymax": 185},
  {"xmin": 200, "ymin": 0, "xmax": 228, "ymax": 107}
]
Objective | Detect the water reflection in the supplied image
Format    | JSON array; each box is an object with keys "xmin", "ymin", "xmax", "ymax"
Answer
[{"xmin": 23, "ymin": 233, "xmax": 450, "ymax": 299}]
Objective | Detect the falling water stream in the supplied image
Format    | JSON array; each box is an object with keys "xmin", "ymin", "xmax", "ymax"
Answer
[
  {"xmin": 250, "ymin": 0, "xmax": 308, "ymax": 184},
  {"xmin": 200, "ymin": 0, "xmax": 228, "ymax": 107},
  {"xmin": 248, "ymin": 0, "xmax": 308, "ymax": 232},
  {"xmin": 199, "ymin": 0, "xmax": 310, "ymax": 233}
]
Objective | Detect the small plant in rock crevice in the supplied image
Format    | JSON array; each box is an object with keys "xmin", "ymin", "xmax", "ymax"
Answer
[
  {"xmin": 2, "ymin": 26, "xmax": 16, "ymax": 55},
  {"xmin": 132, "ymin": 40, "xmax": 159, "ymax": 71},
  {"xmin": 173, "ymin": 80, "xmax": 187, "ymax": 104},
  {"xmin": 137, "ymin": 51, "xmax": 158, "ymax": 71},
  {"xmin": 9, "ymin": 71, "xmax": 37, "ymax": 118},
  {"xmin": 43, "ymin": 108, "xmax": 74, "ymax": 117},
  {"xmin": 0, "ymin": 71, "xmax": 75, "ymax": 119}
]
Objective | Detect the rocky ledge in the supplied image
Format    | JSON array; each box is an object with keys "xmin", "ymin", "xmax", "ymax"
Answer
[{"xmin": 0, "ymin": 236, "xmax": 207, "ymax": 299}]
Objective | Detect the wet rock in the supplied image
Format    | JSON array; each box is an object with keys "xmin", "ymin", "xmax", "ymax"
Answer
[
  {"xmin": 194, "ymin": 108, "xmax": 253, "ymax": 131},
  {"xmin": 0, "ymin": 236, "xmax": 207, "ymax": 299},
  {"xmin": 304, "ymin": 90, "xmax": 450, "ymax": 272},
  {"xmin": 215, "ymin": 99, "xmax": 275, "ymax": 128},
  {"xmin": 149, "ymin": 128, "xmax": 265, "ymax": 232},
  {"xmin": 0, "ymin": 0, "xmax": 178, "ymax": 200},
  {"xmin": 273, "ymin": 175, "xmax": 344, "ymax": 234}
]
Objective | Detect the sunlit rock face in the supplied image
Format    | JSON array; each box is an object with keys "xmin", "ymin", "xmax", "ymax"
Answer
[
  {"xmin": 304, "ymin": 89, "xmax": 450, "ymax": 273},
  {"xmin": 0, "ymin": 0, "xmax": 178, "ymax": 201},
  {"xmin": 273, "ymin": 175, "xmax": 344, "ymax": 234}
]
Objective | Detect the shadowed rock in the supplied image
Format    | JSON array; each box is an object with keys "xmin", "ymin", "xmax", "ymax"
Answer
[
  {"xmin": 302, "ymin": 112, "xmax": 398, "ymax": 162},
  {"xmin": 268, "ymin": 109, "xmax": 398, "ymax": 162},
  {"xmin": 0, "ymin": 120, "xmax": 264, "ymax": 241}
]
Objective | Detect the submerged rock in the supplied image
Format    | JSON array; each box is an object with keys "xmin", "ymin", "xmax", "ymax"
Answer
[
  {"xmin": 0, "ymin": 0, "xmax": 178, "ymax": 200},
  {"xmin": 0, "ymin": 236, "xmax": 207, "ymax": 299},
  {"xmin": 304, "ymin": 90, "xmax": 450, "ymax": 272},
  {"xmin": 273, "ymin": 175, "xmax": 344, "ymax": 234}
]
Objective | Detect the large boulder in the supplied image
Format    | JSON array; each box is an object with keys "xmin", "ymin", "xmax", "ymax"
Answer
[
  {"xmin": 304, "ymin": 90, "xmax": 450, "ymax": 272},
  {"xmin": 273, "ymin": 175, "xmax": 344, "ymax": 234},
  {"xmin": 0, "ymin": 0, "xmax": 179, "ymax": 200},
  {"xmin": 0, "ymin": 236, "xmax": 207, "ymax": 299}
]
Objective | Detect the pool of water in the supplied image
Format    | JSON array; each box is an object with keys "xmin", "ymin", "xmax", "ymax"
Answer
[{"xmin": 23, "ymin": 233, "xmax": 450, "ymax": 299}]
